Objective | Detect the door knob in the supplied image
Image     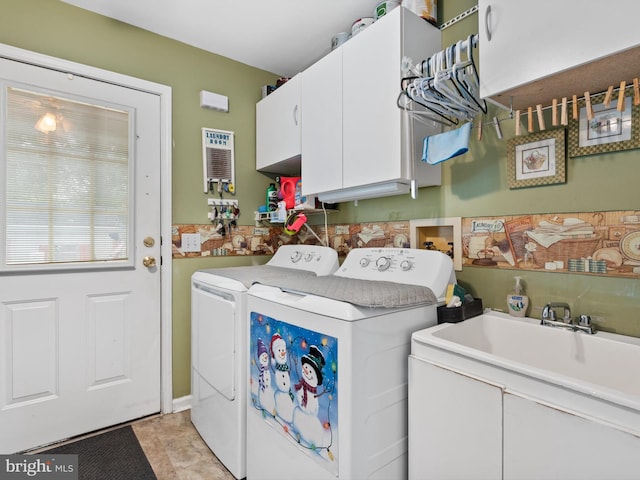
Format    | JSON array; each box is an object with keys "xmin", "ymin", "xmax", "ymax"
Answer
[{"xmin": 143, "ymin": 256, "xmax": 156, "ymax": 268}]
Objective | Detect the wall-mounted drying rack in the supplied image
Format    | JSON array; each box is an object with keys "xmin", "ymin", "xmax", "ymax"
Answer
[
  {"xmin": 398, "ymin": 34, "xmax": 486, "ymax": 127},
  {"xmin": 254, "ymin": 207, "xmax": 331, "ymax": 247},
  {"xmin": 470, "ymin": 79, "xmax": 640, "ymax": 142}
]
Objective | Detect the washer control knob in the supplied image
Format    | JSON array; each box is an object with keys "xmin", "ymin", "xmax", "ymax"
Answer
[
  {"xmin": 400, "ymin": 260, "xmax": 413, "ymax": 271},
  {"xmin": 376, "ymin": 256, "xmax": 391, "ymax": 271},
  {"xmin": 304, "ymin": 252, "xmax": 315, "ymax": 262},
  {"xmin": 359, "ymin": 257, "xmax": 370, "ymax": 267},
  {"xmin": 290, "ymin": 251, "xmax": 302, "ymax": 263}
]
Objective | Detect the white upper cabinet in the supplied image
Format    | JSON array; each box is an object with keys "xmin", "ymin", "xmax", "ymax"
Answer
[
  {"xmin": 302, "ymin": 6, "xmax": 442, "ymax": 202},
  {"xmin": 256, "ymin": 74, "xmax": 302, "ymax": 175},
  {"xmin": 479, "ymin": 0, "xmax": 640, "ymax": 110},
  {"xmin": 301, "ymin": 47, "xmax": 343, "ymax": 195}
]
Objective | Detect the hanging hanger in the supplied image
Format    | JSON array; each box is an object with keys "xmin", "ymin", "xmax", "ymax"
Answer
[
  {"xmin": 396, "ymin": 87, "xmax": 459, "ymax": 127},
  {"xmin": 452, "ymin": 35, "xmax": 487, "ymax": 115}
]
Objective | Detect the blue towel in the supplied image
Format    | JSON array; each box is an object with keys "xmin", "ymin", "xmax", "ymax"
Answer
[{"xmin": 422, "ymin": 122, "xmax": 472, "ymax": 165}]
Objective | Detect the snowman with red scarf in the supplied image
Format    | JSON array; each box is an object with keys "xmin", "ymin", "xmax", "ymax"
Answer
[{"xmin": 292, "ymin": 345, "xmax": 326, "ymax": 449}]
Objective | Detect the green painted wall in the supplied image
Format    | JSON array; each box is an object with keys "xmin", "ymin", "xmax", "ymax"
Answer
[
  {"xmin": 0, "ymin": 0, "xmax": 278, "ymax": 399},
  {"xmin": 2, "ymin": 0, "xmax": 638, "ymax": 402}
]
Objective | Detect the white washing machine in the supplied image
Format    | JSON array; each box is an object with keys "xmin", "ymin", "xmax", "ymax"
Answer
[
  {"xmin": 191, "ymin": 244, "xmax": 339, "ymax": 479},
  {"xmin": 246, "ymin": 248, "xmax": 456, "ymax": 480}
]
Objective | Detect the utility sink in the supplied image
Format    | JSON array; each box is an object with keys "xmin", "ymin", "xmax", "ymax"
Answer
[
  {"xmin": 409, "ymin": 311, "xmax": 640, "ymax": 479},
  {"xmin": 411, "ymin": 310, "xmax": 640, "ymax": 410}
]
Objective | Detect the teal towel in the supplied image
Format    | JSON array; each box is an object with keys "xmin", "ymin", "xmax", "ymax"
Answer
[{"xmin": 423, "ymin": 122, "xmax": 472, "ymax": 165}]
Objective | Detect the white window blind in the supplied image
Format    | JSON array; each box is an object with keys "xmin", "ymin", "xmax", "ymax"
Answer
[{"xmin": 3, "ymin": 86, "xmax": 131, "ymax": 269}]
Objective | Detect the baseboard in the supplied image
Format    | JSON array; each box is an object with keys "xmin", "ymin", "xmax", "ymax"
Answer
[{"xmin": 172, "ymin": 395, "xmax": 191, "ymax": 413}]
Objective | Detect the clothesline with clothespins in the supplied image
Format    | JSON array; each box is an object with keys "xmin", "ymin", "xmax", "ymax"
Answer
[{"xmin": 472, "ymin": 78, "xmax": 640, "ymax": 140}]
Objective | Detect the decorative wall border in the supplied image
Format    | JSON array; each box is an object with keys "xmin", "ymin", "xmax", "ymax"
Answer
[
  {"xmin": 171, "ymin": 221, "xmax": 412, "ymax": 258},
  {"xmin": 173, "ymin": 209, "xmax": 640, "ymax": 279},
  {"xmin": 462, "ymin": 211, "xmax": 640, "ymax": 278}
]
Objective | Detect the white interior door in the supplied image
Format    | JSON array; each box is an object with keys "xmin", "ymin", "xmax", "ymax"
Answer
[{"xmin": 0, "ymin": 57, "xmax": 161, "ymax": 453}]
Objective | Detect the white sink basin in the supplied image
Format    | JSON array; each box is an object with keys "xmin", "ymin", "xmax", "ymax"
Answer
[{"xmin": 411, "ymin": 311, "xmax": 640, "ymax": 409}]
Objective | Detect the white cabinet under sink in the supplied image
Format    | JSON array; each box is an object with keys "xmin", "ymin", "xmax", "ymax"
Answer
[
  {"xmin": 408, "ymin": 357, "xmax": 503, "ymax": 480},
  {"xmin": 478, "ymin": 0, "xmax": 640, "ymax": 110},
  {"xmin": 503, "ymin": 393, "xmax": 640, "ymax": 480},
  {"xmin": 408, "ymin": 318, "xmax": 640, "ymax": 480},
  {"xmin": 256, "ymin": 74, "xmax": 302, "ymax": 175},
  {"xmin": 409, "ymin": 355, "xmax": 640, "ymax": 480},
  {"xmin": 301, "ymin": 6, "xmax": 442, "ymax": 202}
]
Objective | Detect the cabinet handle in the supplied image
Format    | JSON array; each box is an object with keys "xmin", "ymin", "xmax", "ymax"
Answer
[
  {"xmin": 293, "ymin": 104, "xmax": 299, "ymax": 126},
  {"xmin": 485, "ymin": 4, "xmax": 492, "ymax": 42}
]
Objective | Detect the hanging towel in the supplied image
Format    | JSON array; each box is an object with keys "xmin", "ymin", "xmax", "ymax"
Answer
[{"xmin": 422, "ymin": 121, "xmax": 472, "ymax": 165}]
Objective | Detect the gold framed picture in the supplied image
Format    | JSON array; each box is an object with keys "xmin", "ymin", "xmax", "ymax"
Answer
[
  {"xmin": 507, "ymin": 128, "xmax": 566, "ymax": 189},
  {"xmin": 568, "ymin": 91, "xmax": 640, "ymax": 157}
]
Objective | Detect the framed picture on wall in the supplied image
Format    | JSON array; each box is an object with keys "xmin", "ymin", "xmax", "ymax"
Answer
[
  {"xmin": 507, "ymin": 128, "xmax": 566, "ymax": 189},
  {"xmin": 568, "ymin": 90, "xmax": 640, "ymax": 157}
]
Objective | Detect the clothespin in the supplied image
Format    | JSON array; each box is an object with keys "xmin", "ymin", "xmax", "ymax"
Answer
[
  {"xmin": 515, "ymin": 110, "xmax": 521, "ymax": 136},
  {"xmin": 561, "ymin": 97, "xmax": 568, "ymax": 126},
  {"xmin": 536, "ymin": 104, "xmax": 545, "ymax": 130},
  {"xmin": 572, "ymin": 95, "xmax": 578, "ymax": 121},
  {"xmin": 551, "ymin": 99, "xmax": 558, "ymax": 126},
  {"xmin": 634, "ymin": 78, "xmax": 640, "ymax": 106},
  {"xmin": 603, "ymin": 85, "xmax": 614, "ymax": 107},
  {"xmin": 584, "ymin": 92, "xmax": 593, "ymax": 121},
  {"xmin": 527, "ymin": 106, "xmax": 534, "ymax": 133},
  {"xmin": 477, "ymin": 119, "xmax": 483, "ymax": 141},
  {"xmin": 493, "ymin": 116, "xmax": 502, "ymax": 140},
  {"xmin": 617, "ymin": 81, "xmax": 626, "ymax": 112}
]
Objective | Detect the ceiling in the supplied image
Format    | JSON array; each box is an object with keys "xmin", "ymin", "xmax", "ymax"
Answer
[{"xmin": 61, "ymin": 0, "xmax": 384, "ymax": 78}]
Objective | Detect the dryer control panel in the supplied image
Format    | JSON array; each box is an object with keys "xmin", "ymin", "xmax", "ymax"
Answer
[{"xmin": 335, "ymin": 248, "xmax": 455, "ymax": 298}]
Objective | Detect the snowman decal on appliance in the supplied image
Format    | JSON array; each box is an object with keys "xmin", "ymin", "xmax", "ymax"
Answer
[
  {"xmin": 256, "ymin": 338, "xmax": 275, "ymax": 415},
  {"xmin": 292, "ymin": 345, "xmax": 327, "ymax": 450},
  {"xmin": 271, "ymin": 333, "xmax": 295, "ymax": 424}
]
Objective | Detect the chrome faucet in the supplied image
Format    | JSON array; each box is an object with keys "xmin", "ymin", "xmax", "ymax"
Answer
[
  {"xmin": 541, "ymin": 302, "xmax": 572, "ymax": 324},
  {"xmin": 541, "ymin": 302, "xmax": 596, "ymax": 334}
]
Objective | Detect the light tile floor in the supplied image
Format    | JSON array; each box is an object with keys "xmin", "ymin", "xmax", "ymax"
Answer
[{"xmin": 132, "ymin": 410, "xmax": 236, "ymax": 480}]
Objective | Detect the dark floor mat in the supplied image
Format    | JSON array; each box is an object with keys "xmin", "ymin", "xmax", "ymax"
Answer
[{"xmin": 43, "ymin": 425, "xmax": 156, "ymax": 480}]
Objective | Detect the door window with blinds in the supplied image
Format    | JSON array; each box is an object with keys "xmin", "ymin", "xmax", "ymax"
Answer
[{"xmin": 1, "ymin": 84, "xmax": 134, "ymax": 271}]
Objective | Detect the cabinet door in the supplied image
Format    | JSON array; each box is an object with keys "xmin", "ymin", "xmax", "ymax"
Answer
[
  {"xmin": 301, "ymin": 48, "xmax": 343, "ymax": 196},
  {"xmin": 342, "ymin": 9, "xmax": 403, "ymax": 189},
  {"xmin": 408, "ymin": 356, "xmax": 503, "ymax": 480},
  {"xmin": 504, "ymin": 392, "xmax": 640, "ymax": 480},
  {"xmin": 256, "ymin": 74, "xmax": 301, "ymax": 173},
  {"xmin": 479, "ymin": 0, "xmax": 640, "ymax": 103}
]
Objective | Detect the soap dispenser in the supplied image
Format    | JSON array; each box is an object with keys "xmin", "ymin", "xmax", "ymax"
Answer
[{"xmin": 507, "ymin": 276, "xmax": 529, "ymax": 317}]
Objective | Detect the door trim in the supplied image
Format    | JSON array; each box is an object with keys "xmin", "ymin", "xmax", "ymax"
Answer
[{"xmin": 0, "ymin": 43, "xmax": 173, "ymax": 414}]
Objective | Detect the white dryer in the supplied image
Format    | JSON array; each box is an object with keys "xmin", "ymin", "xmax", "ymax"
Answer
[
  {"xmin": 191, "ymin": 244, "xmax": 339, "ymax": 479},
  {"xmin": 246, "ymin": 248, "xmax": 456, "ymax": 480}
]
